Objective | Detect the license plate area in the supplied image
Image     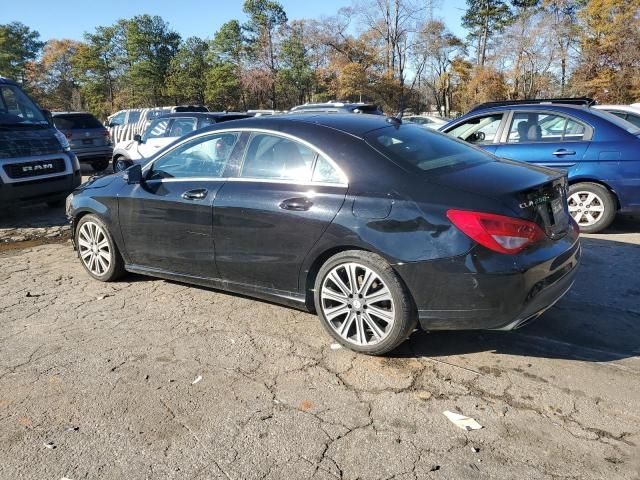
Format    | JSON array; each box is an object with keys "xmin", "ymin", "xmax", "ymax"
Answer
[{"xmin": 82, "ymin": 139, "xmax": 94, "ymax": 145}]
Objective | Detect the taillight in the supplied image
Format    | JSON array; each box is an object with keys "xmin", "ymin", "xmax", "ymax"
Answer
[
  {"xmin": 64, "ymin": 132, "xmax": 72, "ymax": 139},
  {"xmin": 447, "ymin": 209, "xmax": 546, "ymax": 254},
  {"xmin": 102, "ymin": 130, "xmax": 110, "ymax": 138}
]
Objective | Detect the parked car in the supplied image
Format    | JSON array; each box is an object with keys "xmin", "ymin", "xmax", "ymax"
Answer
[
  {"xmin": 0, "ymin": 77, "xmax": 81, "ymax": 207},
  {"xmin": 593, "ymin": 104, "xmax": 640, "ymax": 128},
  {"xmin": 68, "ymin": 114, "xmax": 580, "ymax": 354},
  {"xmin": 439, "ymin": 98, "xmax": 640, "ymax": 233},
  {"xmin": 52, "ymin": 112, "xmax": 112, "ymax": 172},
  {"xmin": 290, "ymin": 102, "xmax": 384, "ymax": 115},
  {"xmin": 106, "ymin": 106, "xmax": 210, "ymax": 144},
  {"xmin": 111, "ymin": 112, "xmax": 251, "ymax": 172},
  {"xmin": 402, "ymin": 114, "xmax": 449, "ymax": 130}
]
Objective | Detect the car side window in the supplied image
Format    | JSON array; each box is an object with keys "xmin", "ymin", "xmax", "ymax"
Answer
[
  {"xmin": 507, "ymin": 112, "xmax": 587, "ymax": 143},
  {"xmin": 143, "ymin": 119, "xmax": 171, "ymax": 140},
  {"xmin": 447, "ymin": 114, "xmax": 503, "ymax": 144},
  {"xmin": 109, "ymin": 112, "xmax": 126, "ymax": 126},
  {"xmin": 312, "ymin": 154, "xmax": 347, "ymax": 184},
  {"xmin": 240, "ymin": 133, "xmax": 315, "ymax": 181},
  {"xmin": 148, "ymin": 132, "xmax": 239, "ymax": 180},
  {"xmin": 127, "ymin": 111, "xmax": 141, "ymax": 124},
  {"xmin": 168, "ymin": 118, "xmax": 197, "ymax": 137}
]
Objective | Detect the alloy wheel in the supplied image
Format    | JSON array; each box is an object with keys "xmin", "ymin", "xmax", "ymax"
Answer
[
  {"xmin": 77, "ymin": 221, "xmax": 112, "ymax": 276},
  {"xmin": 114, "ymin": 159, "xmax": 129, "ymax": 172},
  {"xmin": 320, "ymin": 262, "xmax": 395, "ymax": 346},
  {"xmin": 568, "ymin": 191, "xmax": 605, "ymax": 227}
]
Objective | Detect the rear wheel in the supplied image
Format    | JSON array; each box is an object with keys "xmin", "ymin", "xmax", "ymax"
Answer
[
  {"xmin": 314, "ymin": 250, "xmax": 416, "ymax": 355},
  {"xmin": 92, "ymin": 158, "xmax": 109, "ymax": 172},
  {"xmin": 75, "ymin": 214, "xmax": 125, "ymax": 282},
  {"xmin": 568, "ymin": 182, "xmax": 616, "ymax": 233}
]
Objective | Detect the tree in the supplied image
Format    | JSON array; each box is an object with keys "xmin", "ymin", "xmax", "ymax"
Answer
[
  {"xmin": 462, "ymin": 0, "xmax": 513, "ymax": 66},
  {"xmin": 123, "ymin": 15, "xmax": 181, "ymax": 106},
  {"xmin": 166, "ymin": 37, "xmax": 209, "ymax": 105},
  {"xmin": 207, "ymin": 20, "xmax": 246, "ymax": 109},
  {"xmin": 413, "ymin": 20, "xmax": 465, "ymax": 116},
  {"xmin": 242, "ymin": 0, "xmax": 288, "ymax": 108},
  {"xmin": 0, "ymin": 22, "xmax": 44, "ymax": 84},
  {"xmin": 278, "ymin": 21, "xmax": 314, "ymax": 105},
  {"xmin": 572, "ymin": 0, "xmax": 640, "ymax": 103},
  {"xmin": 27, "ymin": 39, "xmax": 83, "ymax": 111}
]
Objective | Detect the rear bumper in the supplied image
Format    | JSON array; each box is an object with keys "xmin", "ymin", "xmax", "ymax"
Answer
[
  {"xmin": 395, "ymin": 234, "xmax": 581, "ymax": 331},
  {"xmin": 0, "ymin": 172, "xmax": 81, "ymax": 206},
  {"xmin": 74, "ymin": 146, "xmax": 113, "ymax": 162}
]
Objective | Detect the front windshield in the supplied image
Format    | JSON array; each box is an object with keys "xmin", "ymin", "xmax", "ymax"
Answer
[{"xmin": 0, "ymin": 84, "xmax": 47, "ymax": 125}]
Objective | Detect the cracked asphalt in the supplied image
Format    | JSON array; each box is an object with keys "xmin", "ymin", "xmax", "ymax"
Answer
[{"xmin": 1, "ymin": 206, "xmax": 639, "ymax": 479}]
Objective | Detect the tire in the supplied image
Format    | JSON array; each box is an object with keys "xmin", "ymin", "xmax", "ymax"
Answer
[
  {"xmin": 314, "ymin": 250, "xmax": 417, "ymax": 355},
  {"xmin": 112, "ymin": 156, "xmax": 132, "ymax": 173},
  {"xmin": 92, "ymin": 158, "xmax": 109, "ymax": 172},
  {"xmin": 46, "ymin": 199, "xmax": 65, "ymax": 208},
  {"xmin": 75, "ymin": 214, "xmax": 125, "ymax": 282},
  {"xmin": 568, "ymin": 182, "xmax": 616, "ymax": 233}
]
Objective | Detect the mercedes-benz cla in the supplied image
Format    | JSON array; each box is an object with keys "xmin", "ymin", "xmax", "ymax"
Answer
[{"xmin": 67, "ymin": 114, "xmax": 581, "ymax": 354}]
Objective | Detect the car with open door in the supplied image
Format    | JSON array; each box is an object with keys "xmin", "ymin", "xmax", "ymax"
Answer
[
  {"xmin": 68, "ymin": 114, "xmax": 580, "ymax": 355},
  {"xmin": 440, "ymin": 98, "xmax": 640, "ymax": 233}
]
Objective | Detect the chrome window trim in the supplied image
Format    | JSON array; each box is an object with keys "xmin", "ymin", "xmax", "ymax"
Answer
[
  {"xmin": 145, "ymin": 176, "xmax": 348, "ymax": 189},
  {"xmin": 143, "ymin": 127, "xmax": 349, "ymax": 186}
]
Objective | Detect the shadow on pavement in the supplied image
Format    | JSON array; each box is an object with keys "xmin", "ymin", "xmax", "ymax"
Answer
[{"xmin": 396, "ymin": 233, "xmax": 640, "ymax": 364}]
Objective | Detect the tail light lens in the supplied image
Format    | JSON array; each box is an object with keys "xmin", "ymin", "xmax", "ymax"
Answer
[
  {"xmin": 447, "ymin": 209, "xmax": 546, "ymax": 254},
  {"xmin": 64, "ymin": 131, "xmax": 72, "ymax": 139}
]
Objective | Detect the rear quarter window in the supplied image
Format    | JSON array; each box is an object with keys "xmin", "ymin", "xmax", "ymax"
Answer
[{"xmin": 364, "ymin": 125, "xmax": 492, "ymax": 174}]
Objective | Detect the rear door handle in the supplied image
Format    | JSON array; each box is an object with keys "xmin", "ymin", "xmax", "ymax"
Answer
[
  {"xmin": 279, "ymin": 197, "xmax": 314, "ymax": 211},
  {"xmin": 552, "ymin": 149, "xmax": 576, "ymax": 156},
  {"xmin": 181, "ymin": 188, "xmax": 208, "ymax": 200}
]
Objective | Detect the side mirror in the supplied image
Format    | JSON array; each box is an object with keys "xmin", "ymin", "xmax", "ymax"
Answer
[
  {"xmin": 133, "ymin": 134, "xmax": 143, "ymax": 143},
  {"xmin": 42, "ymin": 109, "xmax": 54, "ymax": 126},
  {"xmin": 125, "ymin": 164, "xmax": 142, "ymax": 184}
]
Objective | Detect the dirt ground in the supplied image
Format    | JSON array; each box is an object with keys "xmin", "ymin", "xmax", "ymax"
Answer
[{"xmin": 1, "ymin": 190, "xmax": 639, "ymax": 479}]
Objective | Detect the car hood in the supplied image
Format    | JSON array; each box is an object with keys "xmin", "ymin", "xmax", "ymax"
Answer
[{"xmin": 75, "ymin": 173, "xmax": 119, "ymax": 192}]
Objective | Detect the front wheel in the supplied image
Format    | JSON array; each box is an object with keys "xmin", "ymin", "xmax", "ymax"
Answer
[
  {"xmin": 75, "ymin": 214, "xmax": 125, "ymax": 282},
  {"xmin": 113, "ymin": 156, "xmax": 132, "ymax": 173},
  {"xmin": 314, "ymin": 250, "xmax": 416, "ymax": 355},
  {"xmin": 568, "ymin": 183, "xmax": 616, "ymax": 233}
]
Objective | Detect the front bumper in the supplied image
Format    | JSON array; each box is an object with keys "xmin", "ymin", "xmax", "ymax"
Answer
[
  {"xmin": 395, "ymin": 234, "xmax": 581, "ymax": 331},
  {"xmin": 0, "ymin": 171, "xmax": 82, "ymax": 205}
]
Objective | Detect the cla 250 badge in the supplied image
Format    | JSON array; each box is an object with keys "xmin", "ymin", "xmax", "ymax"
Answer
[
  {"xmin": 520, "ymin": 195, "xmax": 551, "ymax": 209},
  {"xmin": 22, "ymin": 163, "xmax": 54, "ymax": 172}
]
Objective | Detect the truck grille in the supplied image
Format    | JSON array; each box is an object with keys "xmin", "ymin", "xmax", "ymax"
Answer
[{"xmin": 3, "ymin": 158, "xmax": 67, "ymax": 179}]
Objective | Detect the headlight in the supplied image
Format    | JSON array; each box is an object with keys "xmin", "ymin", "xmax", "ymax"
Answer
[{"xmin": 54, "ymin": 129, "xmax": 71, "ymax": 151}]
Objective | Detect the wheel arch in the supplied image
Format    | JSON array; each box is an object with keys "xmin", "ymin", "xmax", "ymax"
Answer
[{"xmin": 303, "ymin": 245, "xmax": 371, "ymax": 311}]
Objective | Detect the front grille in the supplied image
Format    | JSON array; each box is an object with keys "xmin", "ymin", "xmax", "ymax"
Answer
[{"xmin": 3, "ymin": 158, "xmax": 67, "ymax": 179}]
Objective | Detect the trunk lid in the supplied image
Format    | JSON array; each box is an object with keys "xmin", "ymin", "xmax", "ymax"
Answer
[{"xmin": 432, "ymin": 158, "xmax": 571, "ymax": 238}]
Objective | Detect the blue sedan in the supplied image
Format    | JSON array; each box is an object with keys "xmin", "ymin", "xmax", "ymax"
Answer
[{"xmin": 440, "ymin": 100, "xmax": 640, "ymax": 232}]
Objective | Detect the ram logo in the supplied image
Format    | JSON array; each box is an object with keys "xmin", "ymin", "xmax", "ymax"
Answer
[{"xmin": 22, "ymin": 163, "xmax": 54, "ymax": 172}]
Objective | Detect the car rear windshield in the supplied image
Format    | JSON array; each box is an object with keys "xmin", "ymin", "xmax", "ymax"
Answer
[
  {"xmin": 364, "ymin": 125, "xmax": 493, "ymax": 174},
  {"xmin": 53, "ymin": 114, "xmax": 103, "ymax": 130},
  {"xmin": 588, "ymin": 108, "xmax": 640, "ymax": 135}
]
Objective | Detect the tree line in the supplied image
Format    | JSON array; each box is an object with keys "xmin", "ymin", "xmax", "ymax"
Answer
[{"xmin": 1, "ymin": 0, "xmax": 638, "ymax": 120}]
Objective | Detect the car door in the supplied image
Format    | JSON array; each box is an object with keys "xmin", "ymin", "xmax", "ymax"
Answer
[
  {"xmin": 494, "ymin": 111, "xmax": 591, "ymax": 172},
  {"xmin": 213, "ymin": 131, "xmax": 348, "ymax": 293},
  {"xmin": 443, "ymin": 113, "xmax": 505, "ymax": 155},
  {"xmin": 117, "ymin": 131, "xmax": 242, "ymax": 278}
]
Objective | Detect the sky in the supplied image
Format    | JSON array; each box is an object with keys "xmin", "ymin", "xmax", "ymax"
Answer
[{"xmin": 2, "ymin": 0, "xmax": 469, "ymax": 42}]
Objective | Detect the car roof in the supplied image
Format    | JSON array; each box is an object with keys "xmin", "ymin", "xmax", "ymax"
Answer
[
  {"xmin": 202, "ymin": 113, "xmax": 395, "ymax": 138},
  {"xmin": 52, "ymin": 111, "xmax": 96, "ymax": 116},
  {"xmin": 156, "ymin": 112, "xmax": 251, "ymax": 120},
  {"xmin": 594, "ymin": 105, "xmax": 640, "ymax": 113}
]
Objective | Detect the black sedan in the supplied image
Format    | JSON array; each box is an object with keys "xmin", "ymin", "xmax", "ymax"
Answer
[{"xmin": 67, "ymin": 114, "xmax": 581, "ymax": 354}]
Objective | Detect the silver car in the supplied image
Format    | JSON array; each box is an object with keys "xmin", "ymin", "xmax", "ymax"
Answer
[{"xmin": 52, "ymin": 112, "xmax": 112, "ymax": 171}]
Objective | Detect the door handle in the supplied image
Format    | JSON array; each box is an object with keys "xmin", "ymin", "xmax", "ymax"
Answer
[
  {"xmin": 279, "ymin": 197, "xmax": 314, "ymax": 211},
  {"xmin": 181, "ymin": 188, "xmax": 208, "ymax": 200},
  {"xmin": 552, "ymin": 149, "xmax": 576, "ymax": 156}
]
